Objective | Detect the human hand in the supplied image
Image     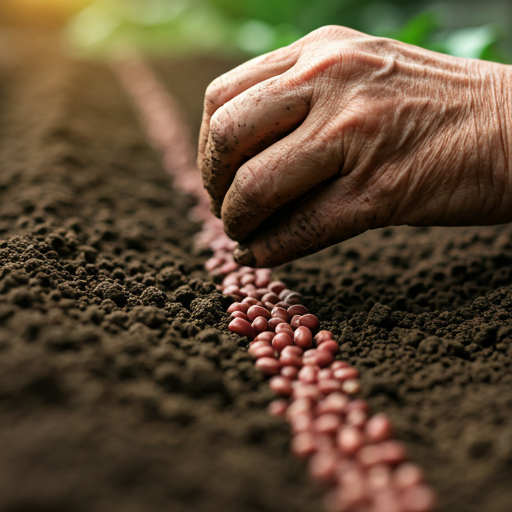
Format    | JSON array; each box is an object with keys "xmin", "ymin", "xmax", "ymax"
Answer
[{"xmin": 198, "ymin": 26, "xmax": 512, "ymax": 267}]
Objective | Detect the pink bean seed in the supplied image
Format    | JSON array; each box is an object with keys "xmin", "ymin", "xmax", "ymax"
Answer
[
  {"xmin": 299, "ymin": 314, "xmax": 320, "ymax": 330},
  {"xmin": 254, "ymin": 331, "xmax": 275, "ymax": 342},
  {"xmin": 238, "ymin": 266, "xmax": 254, "ymax": 275},
  {"xmin": 298, "ymin": 365, "xmax": 320, "ymax": 384},
  {"xmin": 227, "ymin": 302, "xmax": 248, "ymax": 314},
  {"xmin": 317, "ymin": 368, "xmax": 333, "ymax": 380},
  {"xmin": 274, "ymin": 301, "xmax": 289, "ymax": 309},
  {"xmin": 251, "ymin": 288, "xmax": 268, "ymax": 300},
  {"xmin": 380, "ymin": 440, "xmax": 407, "ymax": 465},
  {"xmin": 268, "ymin": 317, "xmax": 286, "ymax": 331},
  {"xmin": 254, "ymin": 269, "xmax": 271, "ymax": 288},
  {"xmin": 333, "ymin": 367, "xmax": 359, "ymax": 381},
  {"xmin": 269, "ymin": 375, "xmax": 293, "ymax": 397},
  {"xmin": 314, "ymin": 413, "xmax": 341, "ymax": 436},
  {"xmin": 293, "ymin": 383, "xmax": 322, "ymax": 401},
  {"xmin": 345, "ymin": 398, "xmax": 370, "ymax": 414},
  {"xmin": 393, "ymin": 463, "xmax": 425, "ymax": 490},
  {"xmin": 341, "ymin": 379, "xmax": 361, "ymax": 395},
  {"xmin": 249, "ymin": 340, "xmax": 271, "ymax": 349},
  {"xmin": 271, "ymin": 306, "xmax": 290, "ymax": 321},
  {"xmin": 357, "ymin": 444, "xmax": 382, "ymax": 468},
  {"xmin": 290, "ymin": 314, "xmax": 301, "ymax": 329},
  {"xmin": 366, "ymin": 463, "xmax": 392, "ymax": 495},
  {"xmin": 336, "ymin": 467, "xmax": 367, "ymax": 508},
  {"xmin": 230, "ymin": 311, "xmax": 250, "ymax": 321},
  {"xmin": 268, "ymin": 281, "xmax": 286, "ymax": 295},
  {"xmin": 303, "ymin": 349, "xmax": 332, "ymax": 367},
  {"xmin": 291, "ymin": 431, "xmax": 316, "ymax": 458},
  {"xmin": 317, "ymin": 340, "xmax": 339, "ymax": 354},
  {"xmin": 205, "ymin": 256, "xmax": 223, "ymax": 271},
  {"xmin": 224, "ymin": 284, "xmax": 242, "ymax": 296},
  {"xmin": 220, "ymin": 260, "xmax": 239, "ymax": 274},
  {"xmin": 247, "ymin": 305, "xmax": 271, "ymax": 321},
  {"xmin": 241, "ymin": 284, "xmax": 256, "ymax": 294},
  {"xmin": 272, "ymin": 332, "xmax": 293, "ymax": 352},
  {"xmin": 372, "ymin": 489, "xmax": 401, "ymax": 512},
  {"xmin": 261, "ymin": 292, "xmax": 280, "ymax": 304},
  {"xmin": 275, "ymin": 322, "xmax": 294, "ymax": 335},
  {"xmin": 366, "ymin": 413, "xmax": 393, "ymax": 443},
  {"xmin": 318, "ymin": 379, "xmax": 343, "ymax": 394},
  {"xmin": 294, "ymin": 326, "xmax": 313, "ymax": 349},
  {"xmin": 229, "ymin": 317, "xmax": 255, "ymax": 339},
  {"xmin": 314, "ymin": 433, "xmax": 335, "ymax": 451},
  {"xmin": 346, "ymin": 409, "xmax": 368, "ymax": 429},
  {"xmin": 279, "ymin": 353, "xmax": 303, "ymax": 368},
  {"xmin": 222, "ymin": 274, "xmax": 239, "ymax": 287},
  {"xmin": 337, "ymin": 425, "xmax": 364, "ymax": 455},
  {"xmin": 255, "ymin": 357, "xmax": 280, "ymax": 376},
  {"xmin": 400, "ymin": 484, "xmax": 437, "ymax": 512},
  {"xmin": 315, "ymin": 330, "xmax": 333, "ymax": 344},
  {"xmin": 309, "ymin": 449, "xmax": 339, "ymax": 484},
  {"xmin": 267, "ymin": 399, "xmax": 288, "ymax": 417},
  {"xmin": 290, "ymin": 411, "xmax": 313, "ymax": 434},
  {"xmin": 242, "ymin": 296, "xmax": 260, "ymax": 306},
  {"xmin": 286, "ymin": 398, "xmax": 313, "ymax": 420},
  {"xmin": 281, "ymin": 365, "xmax": 299, "ymax": 380},
  {"xmin": 285, "ymin": 292, "xmax": 301, "ymax": 304},
  {"xmin": 278, "ymin": 288, "xmax": 292, "ymax": 300},
  {"xmin": 316, "ymin": 392, "xmax": 349, "ymax": 415},
  {"xmin": 331, "ymin": 361, "xmax": 350, "ymax": 371},
  {"xmin": 249, "ymin": 345, "xmax": 276, "ymax": 359},
  {"xmin": 240, "ymin": 273, "xmax": 255, "ymax": 286},
  {"xmin": 252, "ymin": 316, "xmax": 268, "ymax": 334},
  {"xmin": 281, "ymin": 345, "xmax": 303, "ymax": 358},
  {"xmin": 287, "ymin": 304, "xmax": 309, "ymax": 316}
]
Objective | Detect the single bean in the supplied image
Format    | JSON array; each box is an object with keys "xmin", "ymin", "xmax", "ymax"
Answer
[
  {"xmin": 254, "ymin": 331, "xmax": 275, "ymax": 342},
  {"xmin": 366, "ymin": 413, "xmax": 393, "ymax": 443},
  {"xmin": 281, "ymin": 345, "xmax": 303, "ymax": 358},
  {"xmin": 281, "ymin": 365, "xmax": 299, "ymax": 380},
  {"xmin": 242, "ymin": 296, "xmax": 260, "ymax": 306},
  {"xmin": 400, "ymin": 484, "xmax": 437, "ymax": 512},
  {"xmin": 227, "ymin": 302, "xmax": 248, "ymax": 314},
  {"xmin": 247, "ymin": 305, "xmax": 271, "ymax": 321},
  {"xmin": 308, "ymin": 449, "xmax": 339, "ymax": 484},
  {"xmin": 346, "ymin": 409, "xmax": 368, "ymax": 429},
  {"xmin": 342, "ymin": 379, "xmax": 361, "ymax": 394},
  {"xmin": 366, "ymin": 463, "xmax": 392, "ymax": 494},
  {"xmin": 240, "ymin": 284, "xmax": 256, "ymax": 294},
  {"xmin": 279, "ymin": 353, "xmax": 303, "ymax": 368},
  {"xmin": 294, "ymin": 326, "xmax": 313, "ymax": 349},
  {"xmin": 230, "ymin": 311, "xmax": 250, "ymax": 321},
  {"xmin": 317, "ymin": 340, "xmax": 339, "ymax": 354},
  {"xmin": 228, "ymin": 317, "xmax": 255, "ymax": 339},
  {"xmin": 345, "ymin": 398, "xmax": 370, "ymax": 414},
  {"xmin": 299, "ymin": 314, "xmax": 320, "ymax": 330},
  {"xmin": 222, "ymin": 274, "xmax": 239, "ymax": 288},
  {"xmin": 317, "ymin": 369, "xmax": 333, "ymax": 380},
  {"xmin": 224, "ymin": 284, "xmax": 242, "ymax": 296},
  {"xmin": 269, "ymin": 375, "xmax": 293, "ymax": 397},
  {"xmin": 268, "ymin": 280, "xmax": 287, "ymax": 295},
  {"xmin": 272, "ymin": 332, "xmax": 293, "ymax": 352},
  {"xmin": 393, "ymin": 463, "xmax": 425, "ymax": 490},
  {"xmin": 274, "ymin": 301, "xmax": 289, "ymax": 309},
  {"xmin": 249, "ymin": 340, "xmax": 271, "ymax": 350},
  {"xmin": 240, "ymin": 273, "xmax": 256, "ymax": 286},
  {"xmin": 288, "ymin": 304, "xmax": 308, "ymax": 316},
  {"xmin": 314, "ymin": 330, "xmax": 333, "ymax": 344},
  {"xmin": 286, "ymin": 397, "xmax": 313, "ymax": 421},
  {"xmin": 255, "ymin": 356, "xmax": 280, "ymax": 375},
  {"xmin": 285, "ymin": 292, "xmax": 301, "ymax": 304},
  {"xmin": 278, "ymin": 288, "xmax": 292, "ymax": 300},
  {"xmin": 357, "ymin": 443, "xmax": 385, "ymax": 468},
  {"xmin": 331, "ymin": 360, "xmax": 350, "ymax": 371},
  {"xmin": 249, "ymin": 344, "xmax": 275, "ymax": 359},
  {"xmin": 290, "ymin": 314, "xmax": 301, "ymax": 329},
  {"xmin": 337, "ymin": 425, "xmax": 364, "ymax": 455},
  {"xmin": 316, "ymin": 392, "xmax": 349, "ymax": 415},
  {"xmin": 268, "ymin": 317, "xmax": 286, "ymax": 331},
  {"xmin": 275, "ymin": 322, "xmax": 294, "ymax": 335},
  {"xmin": 298, "ymin": 365, "xmax": 319, "ymax": 384},
  {"xmin": 379, "ymin": 440, "xmax": 407, "ymax": 465},
  {"xmin": 317, "ymin": 378, "xmax": 343, "ymax": 394},
  {"xmin": 293, "ymin": 383, "xmax": 322, "ymax": 401},
  {"xmin": 290, "ymin": 411, "xmax": 313, "ymax": 434},
  {"xmin": 271, "ymin": 306, "xmax": 290, "ymax": 321},
  {"xmin": 261, "ymin": 292, "xmax": 280, "ymax": 304},
  {"xmin": 314, "ymin": 413, "xmax": 341, "ymax": 436},
  {"xmin": 290, "ymin": 431, "xmax": 316, "ymax": 458},
  {"xmin": 267, "ymin": 399, "xmax": 288, "ymax": 417},
  {"xmin": 333, "ymin": 367, "xmax": 359, "ymax": 381}
]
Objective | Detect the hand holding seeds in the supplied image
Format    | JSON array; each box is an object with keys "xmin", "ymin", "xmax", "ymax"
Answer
[{"xmin": 198, "ymin": 25, "xmax": 512, "ymax": 267}]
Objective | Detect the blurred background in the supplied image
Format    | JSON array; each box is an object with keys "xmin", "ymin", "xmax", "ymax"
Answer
[{"xmin": 0, "ymin": 0, "xmax": 511, "ymax": 63}]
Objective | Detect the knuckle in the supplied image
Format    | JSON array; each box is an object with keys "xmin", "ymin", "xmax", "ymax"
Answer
[
  {"xmin": 204, "ymin": 76, "xmax": 225, "ymax": 112},
  {"xmin": 234, "ymin": 162, "xmax": 266, "ymax": 205}
]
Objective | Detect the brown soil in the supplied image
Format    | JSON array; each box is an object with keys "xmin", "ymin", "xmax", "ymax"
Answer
[{"xmin": 0, "ymin": 30, "xmax": 511, "ymax": 512}]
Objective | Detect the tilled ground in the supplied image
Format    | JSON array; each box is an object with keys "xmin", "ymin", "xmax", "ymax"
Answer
[{"xmin": 0, "ymin": 30, "xmax": 511, "ymax": 512}]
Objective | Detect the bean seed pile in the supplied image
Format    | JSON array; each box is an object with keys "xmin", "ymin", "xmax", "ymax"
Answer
[{"xmin": 115, "ymin": 56, "xmax": 436, "ymax": 512}]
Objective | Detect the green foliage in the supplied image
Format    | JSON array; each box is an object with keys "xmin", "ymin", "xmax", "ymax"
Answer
[{"xmin": 64, "ymin": 0, "xmax": 511, "ymax": 63}]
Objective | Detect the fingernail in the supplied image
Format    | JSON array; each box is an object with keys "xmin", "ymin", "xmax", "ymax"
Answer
[{"xmin": 233, "ymin": 244, "xmax": 256, "ymax": 266}]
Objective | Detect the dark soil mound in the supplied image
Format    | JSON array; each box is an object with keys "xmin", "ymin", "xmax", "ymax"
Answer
[{"xmin": 0, "ymin": 29, "xmax": 510, "ymax": 512}]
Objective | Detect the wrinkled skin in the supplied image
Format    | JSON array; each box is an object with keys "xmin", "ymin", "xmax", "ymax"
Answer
[{"xmin": 198, "ymin": 25, "xmax": 512, "ymax": 267}]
